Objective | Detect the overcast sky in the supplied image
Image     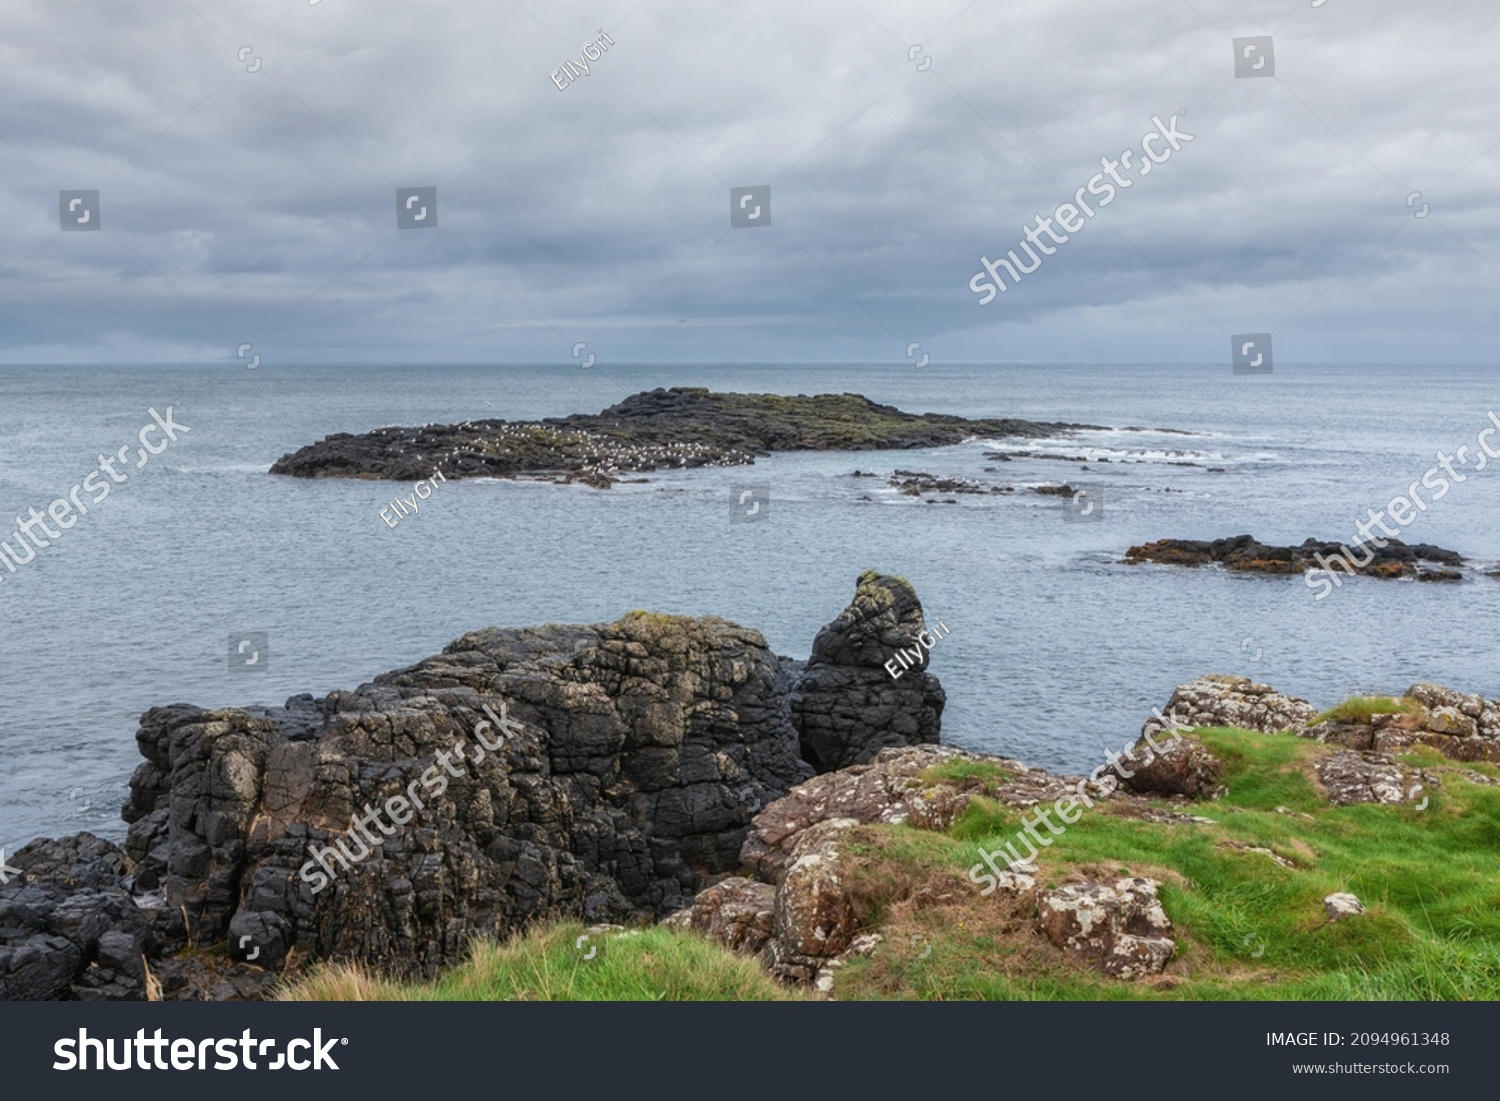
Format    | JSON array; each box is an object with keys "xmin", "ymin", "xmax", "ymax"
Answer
[{"xmin": 1, "ymin": 0, "xmax": 1497, "ymax": 365}]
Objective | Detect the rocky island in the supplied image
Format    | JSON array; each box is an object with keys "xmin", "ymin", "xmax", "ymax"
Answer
[
  {"xmin": 268, "ymin": 388, "xmax": 1103, "ymax": 487},
  {"xmin": 1126, "ymin": 534, "xmax": 1469, "ymax": 581}
]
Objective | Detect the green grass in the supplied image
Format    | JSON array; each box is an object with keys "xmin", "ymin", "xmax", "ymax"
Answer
[
  {"xmin": 837, "ymin": 726, "xmax": 1500, "ymax": 1000},
  {"xmin": 1312, "ymin": 695, "xmax": 1422, "ymax": 725},
  {"xmin": 278, "ymin": 921, "xmax": 794, "ymax": 1002},
  {"xmin": 920, "ymin": 758, "xmax": 1015, "ymax": 787},
  {"xmin": 282, "ymin": 725, "xmax": 1500, "ymax": 1002}
]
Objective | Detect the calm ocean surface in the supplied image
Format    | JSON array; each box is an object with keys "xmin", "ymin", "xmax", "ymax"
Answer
[{"xmin": 3, "ymin": 362, "xmax": 1498, "ymax": 847}]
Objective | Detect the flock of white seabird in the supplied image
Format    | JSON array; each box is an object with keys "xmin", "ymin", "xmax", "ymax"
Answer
[{"xmin": 371, "ymin": 422, "xmax": 750, "ymax": 475}]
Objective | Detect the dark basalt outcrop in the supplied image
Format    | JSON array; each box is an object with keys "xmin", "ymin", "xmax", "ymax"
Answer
[
  {"xmin": 268, "ymin": 388, "xmax": 1101, "ymax": 485},
  {"xmin": 1125, "ymin": 534, "xmax": 1465, "ymax": 580},
  {"xmin": 0, "ymin": 574, "xmax": 944, "ymax": 1000},
  {"xmin": 790, "ymin": 571, "xmax": 945, "ymax": 772}
]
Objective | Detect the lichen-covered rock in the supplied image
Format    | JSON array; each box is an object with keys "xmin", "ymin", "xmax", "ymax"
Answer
[
  {"xmin": 661, "ymin": 877, "xmax": 776, "ymax": 956},
  {"xmin": 1324, "ymin": 892, "xmax": 1366, "ymax": 921},
  {"xmin": 1316, "ymin": 750, "xmax": 1435, "ymax": 806},
  {"xmin": 1150, "ymin": 675, "xmax": 1318, "ymax": 735},
  {"xmin": 1120, "ymin": 736, "xmax": 1226, "ymax": 800},
  {"xmin": 1181, "ymin": 677, "xmax": 1500, "ymax": 766},
  {"xmin": 740, "ymin": 745, "xmax": 1005, "ymax": 883},
  {"xmin": 1036, "ymin": 877, "xmax": 1176, "ymax": 979},
  {"xmin": 4, "ymin": 584, "xmax": 960, "ymax": 1001},
  {"xmin": 789, "ymin": 572, "xmax": 945, "ymax": 772},
  {"xmin": 760, "ymin": 819, "xmax": 863, "ymax": 983}
]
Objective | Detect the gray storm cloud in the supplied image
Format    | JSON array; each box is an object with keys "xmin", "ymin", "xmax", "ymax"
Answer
[{"xmin": 0, "ymin": 0, "xmax": 1496, "ymax": 365}]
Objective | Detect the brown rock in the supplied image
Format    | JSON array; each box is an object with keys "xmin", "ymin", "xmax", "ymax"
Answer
[
  {"xmin": 662, "ymin": 877, "xmax": 777, "ymax": 955},
  {"xmin": 741, "ymin": 745, "xmax": 1011, "ymax": 883},
  {"xmin": 1036, "ymin": 877, "xmax": 1176, "ymax": 979},
  {"xmin": 760, "ymin": 819, "xmax": 863, "ymax": 983},
  {"xmin": 1120, "ymin": 736, "xmax": 1226, "ymax": 800}
]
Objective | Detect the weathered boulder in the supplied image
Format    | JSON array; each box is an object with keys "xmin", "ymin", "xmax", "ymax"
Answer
[
  {"xmin": 1324, "ymin": 892, "xmax": 1366, "ymax": 921},
  {"xmin": 759, "ymin": 818, "xmax": 864, "ymax": 983},
  {"xmin": 1316, "ymin": 750, "xmax": 1435, "ymax": 806},
  {"xmin": 1150, "ymin": 675, "xmax": 1318, "ymax": 735},
  {"xmin": 660, "ymin": 876, "xmax": 776, "ymax": 956},
  {"xmin": 789, "ymin": 571, "xmax": 945, "ymax": 772},
  {"xmin": 1036, "ymin": 877, "xmax": 1176, "ymax": 980},
  {"xmin": 1120, "ymin": 736, "xmax": 1226, "ymax": 800}
]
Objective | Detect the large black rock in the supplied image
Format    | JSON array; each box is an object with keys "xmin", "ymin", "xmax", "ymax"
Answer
[
  {"xmin": 1, "ymin": 583, "xmax": 946, "ymax": 1000},
  {"xmin": 789, "ymin": 571, "xmax": 945, "ymax": 772}
]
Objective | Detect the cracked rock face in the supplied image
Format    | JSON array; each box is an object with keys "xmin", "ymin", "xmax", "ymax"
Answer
[
  {"xmin": 0, "ymin": 835, "xmax": 155, "ymax": 1001},
  {"xmin": 1036, "ymin": 877, "xmax": 1176, "ymax": 980},
  {"xmin": 790, "ymin": 571, "xmax": 945, "ymax": 772},
  {"xmin": 4, "ymin": 584, "xmax": 957, "ymax": 1001},
  {"xmin": 759, "ymin": 818, "xmax": 865, "ymax": 983}
]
